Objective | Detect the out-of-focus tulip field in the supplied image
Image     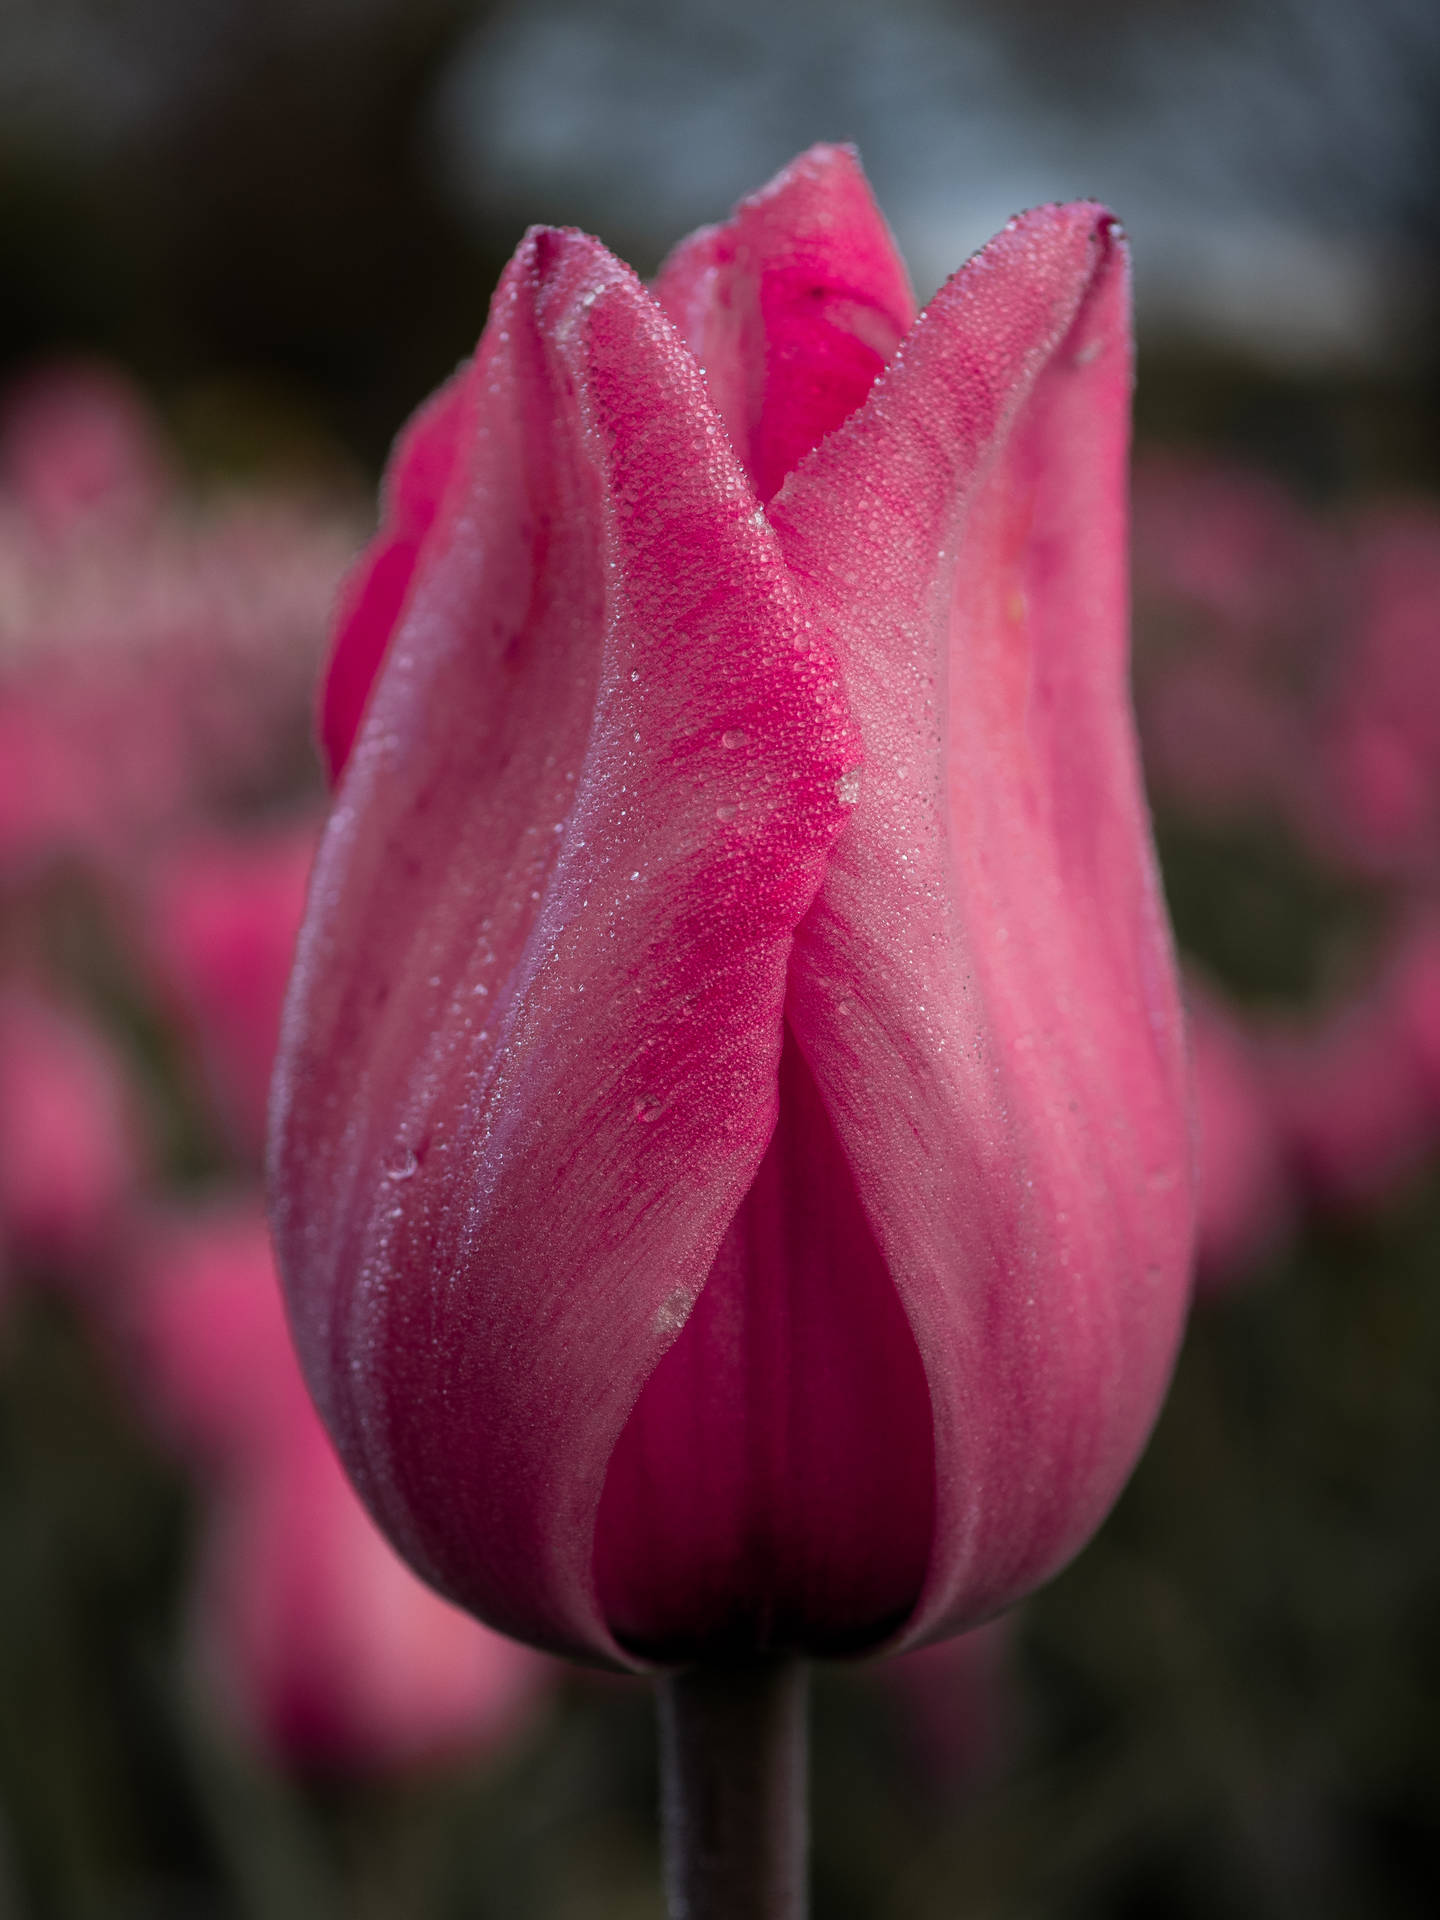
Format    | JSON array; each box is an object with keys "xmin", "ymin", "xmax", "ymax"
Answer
[{"xmin": 2, "ymin": 3, "xmax": 1439, "ymax": 1916}]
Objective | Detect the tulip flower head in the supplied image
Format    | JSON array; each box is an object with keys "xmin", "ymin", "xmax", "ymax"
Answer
[{"xmin": 270, "ymin": 147, "xmax": 1193, "ymax": 1670}]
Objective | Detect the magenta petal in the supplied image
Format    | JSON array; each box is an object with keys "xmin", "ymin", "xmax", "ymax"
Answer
[
  {"xmin": 594, "ymin": 1024, "xmax": 934, "ymax": 1660},
  {"xmin": 770, "ymin": 205, "xmax": 1194, "ymax": 1646},
  {"xmin": 654, "ymin": 145, "xmax": 917, "ymax": 502},
  {"xmin": 319, "ymin": 373, "xmax": 466, "ymax": 782},
  {"xmin": 269, "ymin": 228, "xmax": 858, "ymax": 1665}
]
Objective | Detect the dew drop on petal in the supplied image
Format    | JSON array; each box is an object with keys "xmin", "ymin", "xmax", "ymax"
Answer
[
  {"xmin": 633, "ymin": 1095, "xmax": 664, "ymax": 1123},
  {"xmin": 385, "ymin": 1148, "xmax": 419, "ymax": 1182},
  {"xmin": 835, "ymin": 768, "xmax": 862, "ymax": 807},
  {"xmin": 721, "ymin": 728, "xmax": 748, "ymax": 750}
]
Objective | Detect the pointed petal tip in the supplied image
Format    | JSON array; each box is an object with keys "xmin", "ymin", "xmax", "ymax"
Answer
[
  {"xmin": 518, "ymin": 222, "xmax": 634, "ymax": 295},
  {"xmin": 961, "ymin": 198, "xmax": 1128, "ymax": 280},
  {"xmin": 748, "ymin": 140, "xmax": 868, "ymax": 201}
]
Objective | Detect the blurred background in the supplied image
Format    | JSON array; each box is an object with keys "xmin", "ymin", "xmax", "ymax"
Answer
[{"xmin": 2, "ymin": 1, "xmax": 1440, "ymax": 1915}]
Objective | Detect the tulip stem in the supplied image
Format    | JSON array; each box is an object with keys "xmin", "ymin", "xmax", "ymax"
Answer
[{"xmin": 657, "ymin": 1657, "xmax": 809, "ymax": 1920}]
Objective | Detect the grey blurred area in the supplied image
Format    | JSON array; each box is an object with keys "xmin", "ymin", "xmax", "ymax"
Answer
[
  {"xmin": 434, "ymin": 0, "xmax": 1440, "ymax": 366},
  {"xmin": 0, "ymin": 0, "xmax": 1437, "ymax": 417}
]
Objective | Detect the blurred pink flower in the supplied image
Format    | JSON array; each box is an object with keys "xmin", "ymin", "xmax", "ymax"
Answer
[
  {"xmin": 1262, "ymin": 984, "xmax": 1434, "ymax": 1211},
  {"xmin": 135, "ymin": 1202, "xmax": 553, "ymax": 1769},
  {"xmin": 1132, "ymin": 456, "xmax": 1324, "ymax": 647},
  {"xmin": 0, "ymin": 364, "xmax": 171, "ymax": 542},
  {"xmin": 1390, "ymin": 915, "xmax": 1440, "ymax": 1104},
  {"xmin": 1186, "ymin": 981, "xmax": 1292, "ymax": 1292},
  {"xmin": 883, "ymin": 1619, "xmax": 1020, "ymax": 1793},
  {"xmin": 1134, "ymin": 456, "xmax": 1440, "ymax": 1244},
  {"xmin": 1135, "ymin": 456, "xmax": 1440, "ymax": 887},
  {"xmin": 0, "ymin": 985, "xmax": 146, "ymax": 1288},
  {"xmin": 0, "ymin": 365, "xmax": 356, "ymax": 880},
  {"xmin": 141, "ymin": 818, "xmax": 318, "ymax": 1159},
  {"xmin": 1319, "ymin": 512, "xmax": 1440, "ymax": 880}
]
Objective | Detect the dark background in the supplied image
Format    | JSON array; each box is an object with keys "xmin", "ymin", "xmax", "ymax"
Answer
[{"xmin": 2, "ymin": 2, "xmax": 1439, "ymax": 1915}]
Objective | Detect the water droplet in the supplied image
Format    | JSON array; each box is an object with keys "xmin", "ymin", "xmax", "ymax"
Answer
[
  {"xmin": 835, "ymin": 768, "xmax": 862, "ymax": 807},
  {"xmin": 633, "ymin": 1095, "xmax": 664, "ymax": 1123},
  {"xmin": 630, "ymin": 670, "xmax": 640, "ymax": 682},
  {"xmin": 385, "ymin": 1149, "xmax": 419, "ymax": 1182},
  {"xmin": 653, "ymin": 1285, "xmax": 693, "ymax": 1336},
  {"xmin": 630, "ymin": 870, "xmax": 641, "ymax": 881},
  {"xmin": 721, "ymin": 728, "xmax": 748, "ymax": 750},
  {"xmin": 715, "ymin": 803, "xmax": 737, "ymax": 821}
]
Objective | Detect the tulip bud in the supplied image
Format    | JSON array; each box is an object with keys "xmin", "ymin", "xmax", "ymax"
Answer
[{"xmin": 270, "ymin": 146, "xmax": 1192, "ymax": 1670}]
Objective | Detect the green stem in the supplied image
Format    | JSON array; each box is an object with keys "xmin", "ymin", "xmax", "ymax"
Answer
[{"xmin": 657, "ymin": 1658, "xmax": 809, "ymax": 1920}]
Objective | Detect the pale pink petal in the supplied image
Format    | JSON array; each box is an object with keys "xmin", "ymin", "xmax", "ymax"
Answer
[
  {"xmin": 654, "ymin": 144, "xmax": 916, "ymax": 501},
  {"xmin": 770, "ymin": 205, "xmax": 1194, "ymax": 1647},
  {"xmin": 270, "ymin": 228, "xmax": 857, "ymax": 1665}
]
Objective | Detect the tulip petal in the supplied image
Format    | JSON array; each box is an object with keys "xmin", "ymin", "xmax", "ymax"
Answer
[
  {"xmin": 594, "ymin": 1022, "xmax": 935, "ymax": 1660},
  {"xmin": 319, "ymin": 372, "xmax": 466, "ymax": 781},
  {"xmin": 270, "ymin": 228, "xmax": 858, "ymax": 1664},
  {"xmin": 654, "ymin": 145, "xmax": 916, "ymax": 502},
  {"xmin": 769, "ymin": 205, "xmax": 1194, "ymax": 1646}
]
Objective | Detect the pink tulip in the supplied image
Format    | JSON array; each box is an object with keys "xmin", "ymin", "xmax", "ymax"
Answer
[
  {"xmin": 270, "ymin": 147, "xmax": 1192, "ymax": 1669},
  {"xmin": 137, "ymin": 1203, "xmax": 551, "ymax": 1768}
]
